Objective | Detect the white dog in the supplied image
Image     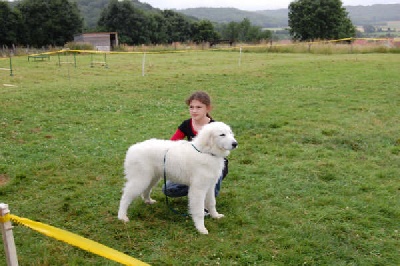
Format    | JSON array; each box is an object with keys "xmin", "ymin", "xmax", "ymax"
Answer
[{"xmin": 118, "ymin": 122, "xmax": 238, "ymax": 234}]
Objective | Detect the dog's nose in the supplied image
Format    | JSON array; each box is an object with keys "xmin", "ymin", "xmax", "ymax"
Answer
[{"xmin": 232, "ymin": 142, "xmax": 238, "ymax": 148}]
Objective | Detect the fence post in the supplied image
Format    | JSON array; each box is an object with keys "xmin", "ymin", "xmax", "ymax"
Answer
[
  {"xmin": 0, "ymin": 203, "xmax": 19, "ymax": 266},
  {"xmin": 238, "ymin": 46, "xmax": 242, "ymax": 66},
  {"xmin": 9, "ymin": 57, "xmax": 13, "ymax": 76},
  {"xmin": 142, "ymin": 52, "xmax": 146, "ymax": 77}
]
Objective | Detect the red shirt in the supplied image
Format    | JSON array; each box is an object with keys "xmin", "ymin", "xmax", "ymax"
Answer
[{"xmin": 171, "ymin": 118, "xmax": 214, "ymax": 141}]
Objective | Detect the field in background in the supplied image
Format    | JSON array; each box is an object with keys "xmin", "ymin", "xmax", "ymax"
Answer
[
  {"xmin": 2, "ymin": 38, "xmax": 400, "ymax": 57},
  {"xmin": 1, "ymin": 51, "xmax": 399, "ymax": 265}
]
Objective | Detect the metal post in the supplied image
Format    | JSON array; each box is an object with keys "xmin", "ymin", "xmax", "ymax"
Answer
[
  {"xmin": 0, "ymin": 203, "xmax": 19, "ymax": 266},
  {"xmin": 9, "ymin": 57, "xmax": 13, "ymax": 76}
]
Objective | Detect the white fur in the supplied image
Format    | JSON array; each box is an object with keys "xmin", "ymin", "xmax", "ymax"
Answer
[{"xmin": 117, "ymin": 122, "xmax": 238, "ymax": 234}]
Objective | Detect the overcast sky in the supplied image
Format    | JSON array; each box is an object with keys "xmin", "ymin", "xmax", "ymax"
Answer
[{"xmin": 142, "ymin": 0, "xmax": 400, "ymax": 11}]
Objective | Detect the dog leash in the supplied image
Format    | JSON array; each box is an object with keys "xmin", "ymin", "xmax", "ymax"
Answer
[
  {"xmin": 163, "ymin": 150, "xmax": 189, "ymax": 217},
  {"xmin": 192, "ymin": 143, "xmax": 216, "ymax": 157}
]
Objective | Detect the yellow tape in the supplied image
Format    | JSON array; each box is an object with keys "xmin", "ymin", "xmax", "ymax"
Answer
[
  {"xmin": 67, "ymin": 49, "xmax": 196, "ymax": 55},
  {"xmin": 0, "ymin": 213, "xmax": 11, "ymax": 223},
  {"xmin": 8, "ymin": 214, "xmax": 149, "ymax": 266}
]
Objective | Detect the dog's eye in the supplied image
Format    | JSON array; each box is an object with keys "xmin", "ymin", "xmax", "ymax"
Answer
[{"xmin": 220, "ymin": 134, "xmax": 226, "ymax": 137}]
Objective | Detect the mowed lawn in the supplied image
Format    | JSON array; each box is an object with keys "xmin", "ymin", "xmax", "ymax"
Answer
[{"xmin": 1, "ymin": 50, "xmax": 399, "ymax": 265}]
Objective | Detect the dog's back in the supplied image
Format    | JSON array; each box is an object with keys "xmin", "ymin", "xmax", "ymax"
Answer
[{"xmin": 124, "ymin": 139, "xmax": 181, "ymax": 179}]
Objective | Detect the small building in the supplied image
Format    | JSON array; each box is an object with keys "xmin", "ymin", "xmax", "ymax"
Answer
[
  {"xmin": 73, "ymin": 32, "xmax": 118, "ymax": 51},
  {"xmin": 393, "ymin": 38, "xmax": 400, "ymax": 47}
]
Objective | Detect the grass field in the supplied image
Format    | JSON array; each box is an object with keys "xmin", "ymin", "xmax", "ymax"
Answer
[{"xmin": 1, "ymin": 50, "xmax": 399, "ymax": 265}]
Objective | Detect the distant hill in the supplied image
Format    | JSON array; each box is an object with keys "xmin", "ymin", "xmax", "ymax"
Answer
[
  {"xmin": 345, "ymin": 4, "xmax": 400, "ymax": 25},
  {"xmin": 75, "ymin": 0, "xmax": 160, "ymax": 29},
  {"xmin": 177, "ymin": 8, "xmax": 288, "ymax": 28},
  {"xmin": 178, "ymin": 4, "xmax": 400, "ymax": 28},
  {"xmin": 254, "ymin": 9, "xmax": 289, "ymax": 27},
  {"xmin": 179, "ymin": 8, "xmax": 288, "ymax": 28}
]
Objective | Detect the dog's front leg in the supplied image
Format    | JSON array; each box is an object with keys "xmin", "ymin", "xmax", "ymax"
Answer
[
  {"xmin": 205, "ymin": 187, "xmax": 224, "ymax": 219},
  {"xmin": 188, "ymin": 188, "xmax": 208, "ymax": 234}
]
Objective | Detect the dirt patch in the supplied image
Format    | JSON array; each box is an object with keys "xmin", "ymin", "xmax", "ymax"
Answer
[{"xmin": 0, "ymin": 174, "xmax": 10, "ymax": 186}]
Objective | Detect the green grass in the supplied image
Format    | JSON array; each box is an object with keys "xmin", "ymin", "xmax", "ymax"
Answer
[{"xmin": 1, "ymin": 51, "xmax": 399, "ymax": 265}]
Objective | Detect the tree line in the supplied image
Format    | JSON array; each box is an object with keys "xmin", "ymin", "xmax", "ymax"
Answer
[
  {"xmin": 1, "ymin": 0, "xmax": 355, "ymax": 48},
  {"xmin": 1, "ymin": 0, "xmax": 82, "ymax": 47},
  {"xmin": 0, "ymin": 0, "xmax": 271, "ymax": 48}
]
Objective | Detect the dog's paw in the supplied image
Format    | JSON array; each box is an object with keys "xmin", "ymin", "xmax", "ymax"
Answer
[
  {"xmin": 211, "ymin": 213, "xmax": 224, "ymax": 219},
  {"xmin": 118, "ymin": 215, "xmax": 130, "ymax": 223},
  {"xmin": 144, "ymin": 198, "xmax": 157, "ymax": 204},
  {"xmin": 197, "ymin": 227, "xmax": 209, "ymax": 234}
]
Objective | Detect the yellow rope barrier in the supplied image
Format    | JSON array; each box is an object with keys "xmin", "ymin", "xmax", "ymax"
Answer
[{"xmin": 3, "ymin": 213, "xmax": 149, "ymax": 266}]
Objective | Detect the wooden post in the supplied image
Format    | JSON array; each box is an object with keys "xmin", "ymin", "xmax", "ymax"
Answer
[{"xmin": 0, "ymin": 203, "xmax": 19, "ymax": 266}]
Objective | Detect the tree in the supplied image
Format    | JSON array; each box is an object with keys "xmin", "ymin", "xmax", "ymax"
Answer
[
  {"xmin": 0, "ymin": 1, "xmax": 21, "ymax": 46},
  {"xmin": 219, "ymin": 19, "xmax": 271, "ymax": 42},
  {"xmin": 161, "ymin": 10, "xmax": 192, "ymax": 43},
  {"xmin": 221, "ymin": 21, "xmax": 240, "ymax": 42},
  {"xmin": 363, "ymin": 25, "xmax": 375, "ymax": 34},
  {"xmin": 16, "ymin": 0, "xmax": 83, "ymax": 47},
  {"xmin": 191, "ymin": 20, "xmax": 220, "ymax": 44},
  {"xmin": 238, "ymin": 18, "xmax": 251, "ymax": 41},
  {"xmin": 238, "ymin": 18, "xmax": 271, "ymax": 42},
  {"xmin": 98, "ymin": 0, "xmax": 150, "ymax": 45},
  {"xmin": 288, "ymin": 0, "xmax": 355, "ymax": 41},
  {"xmin": 147, "ymin": 13, "xmax": 169, "ymax": 44}
]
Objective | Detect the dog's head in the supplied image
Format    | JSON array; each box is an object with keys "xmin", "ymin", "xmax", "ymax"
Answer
[{"xmin": 193, "ymin": 122, "xmax": 238, "ymax": 157}]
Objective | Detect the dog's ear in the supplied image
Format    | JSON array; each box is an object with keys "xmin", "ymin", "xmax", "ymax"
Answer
[
  {"xmin": 197, "ymin": 126, "xmax": 214, "ymax": 152},
  {"xmin": 205, "ymin": 129, "xmax": 215, "ymax": 149}
]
